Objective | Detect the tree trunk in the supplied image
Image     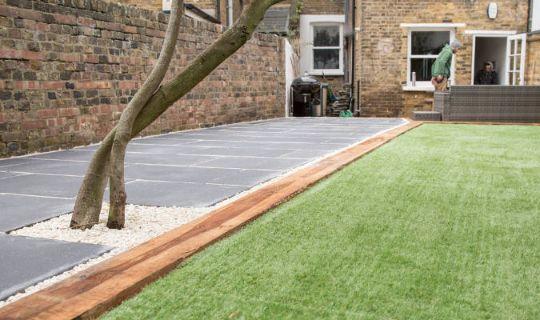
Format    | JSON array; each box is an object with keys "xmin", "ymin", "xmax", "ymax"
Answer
[
  {"xmin": 107, "ymin": 0, "xmax": 184, "ymax": 229},
  {"xmin": 71, "ymin": 0, "xmax": 284, "ymax": 230}
]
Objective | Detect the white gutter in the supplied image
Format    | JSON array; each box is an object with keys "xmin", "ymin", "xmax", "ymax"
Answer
[{"xmin": 227, "ymin": 0, "xmax": 233, "ymax": 26}]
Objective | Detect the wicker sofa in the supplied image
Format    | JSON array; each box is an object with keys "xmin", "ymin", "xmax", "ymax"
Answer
[{"xmin": 434, "ymin": 86, "xmax": 540, "ymax": 122}]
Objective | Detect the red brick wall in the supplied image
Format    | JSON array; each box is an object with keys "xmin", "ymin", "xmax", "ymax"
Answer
[{"xmin": 0, "ymin": 0, "xmax": 285, "ymax": 157}]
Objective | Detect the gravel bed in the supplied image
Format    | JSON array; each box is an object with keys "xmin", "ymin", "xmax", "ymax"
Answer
[{"xmin": 0, "ymin": 204, "xmax": 211, "ymax": 307}]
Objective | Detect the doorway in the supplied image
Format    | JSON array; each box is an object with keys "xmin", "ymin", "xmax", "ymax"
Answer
[
  {"xmin": 473, "ymin": 36, "xmax": 507, "ymax": 85},
  {"xmin": 470, "ymin": 32, "xmax": 527, "ymax": 86}
]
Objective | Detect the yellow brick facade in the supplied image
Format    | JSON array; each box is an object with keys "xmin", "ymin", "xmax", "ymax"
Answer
[
  {"xmin": 354, "ymin": 0, "xmax": 530, "ymax": 117},
  {"xmin": 526, "ymin": 34, "xmax": 540, "ymax": 85}
]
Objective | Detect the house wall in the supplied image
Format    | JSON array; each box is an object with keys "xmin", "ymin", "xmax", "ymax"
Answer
[
  {"xmin": 117, "ymin": 0, "xmax": 217, "ymax": 12},
  {"xmin": 527, "ymin": 34, "xmax": 540, "ymax": 85},
  {"xmin": 354, "ymin": 0, "xmax": 529, "ymax": 117},
  {"xmin": 0, "ymin": 0, "xmax": 285, "ymax": 157}
]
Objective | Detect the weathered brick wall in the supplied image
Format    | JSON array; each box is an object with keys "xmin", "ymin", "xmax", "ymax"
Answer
[
  {"xmin": 355, "ymin": 0, "xmax": 529, "ymax": 117},
  {"xmin": 116, "ymin": 0, "xmax": 217, "ymax": 12},
  {"xmin": 302, "ymin": 0, "xmax": 344, "ymax": 14},
  {"xmin": 527, "ymin": 34, "xmax": 540, "ymax": 85},
  {"xmin": 0, "ymin": 0, "xmax": 285, "ymax": 157}
]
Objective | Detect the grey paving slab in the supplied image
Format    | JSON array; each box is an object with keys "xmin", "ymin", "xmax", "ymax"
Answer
[
  {"xmin": 125, "ymin": 153, "xmax": 219, "ymax": 166},
  {"xmin": 0, "ymin": 233, "xmax": 110, "ymax": 300},
  {"xmin": 1, "ymin": 159, "xmax": 91, "ymax": 176},
  {"xmin": 199, "ymin": 157, "xmax": 309, "ymax": 171},
  {"xmin": 0, "ymin": 174, "xmax": 82, "ymax": 198},
  {"xmin": 0, "ymin": 172, "xmax": 25, "ymax": 180},
  {"xmin": 183, "ymin": 146, "xmax": 296, "ymax": 157},
  {"xmin": 33, "ymin": 150, "xmax": 96, "ymax": 162},
  {"xmin": 0, "ymin": 194, "xmax": 74, "ymax": 232},
  {"xmin": 118, "ymin": 181, "xmax": 246, "ymax": 207},
  {"xmin": 125, "ymin": 164, "xmax": 277, "ymax": 186}
]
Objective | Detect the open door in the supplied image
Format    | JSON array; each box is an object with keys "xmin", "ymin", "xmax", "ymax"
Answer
[{"xmin": 505, "ymin": 33, "xmax": 527, "ymax": 85}]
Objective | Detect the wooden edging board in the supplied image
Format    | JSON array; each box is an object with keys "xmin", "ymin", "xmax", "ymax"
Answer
[{"xmin": 0, "ymin": 120, "xmax": 422, "ymax": 320}]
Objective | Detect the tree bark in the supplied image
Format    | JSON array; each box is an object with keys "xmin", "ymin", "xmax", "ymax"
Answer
[
  {"xmin": 107, "ymin": 0, "xmax": 184, "ymax": 229},
  {"xmin": 71, "ymin": 0, "xmax": 284, "ymax": 229}
]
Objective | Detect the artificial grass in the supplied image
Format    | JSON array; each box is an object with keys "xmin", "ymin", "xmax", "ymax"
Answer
[{"xmin": 104, "ymin": 124, "xmax": 540, "ymax": 320}]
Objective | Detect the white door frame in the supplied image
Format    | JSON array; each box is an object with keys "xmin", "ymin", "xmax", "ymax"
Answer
[
  {"xmin": 505, "ymin": 33, "xmax": 527, "ymax": 86},
  {"xmin": 466, "ymin": 30, "xmax": 517, "ymax": 85}
]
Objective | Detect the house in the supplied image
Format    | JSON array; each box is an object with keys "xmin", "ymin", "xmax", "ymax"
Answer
[{"xmin": 117, "ymin": 0, "xmax": 539, "ymax": 118}]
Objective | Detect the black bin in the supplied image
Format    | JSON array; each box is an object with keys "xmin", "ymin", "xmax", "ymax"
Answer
[{"xmin": 291, "ymin": 75, "xmax": 321, "ymax": 117}]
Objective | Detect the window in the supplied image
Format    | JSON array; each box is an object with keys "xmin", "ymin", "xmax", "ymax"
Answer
[
  {"xmin": 402, "ymin": 25, "xmax": 458, "ymax": 90},
  {"xmin": 409, "ymin": 31, "xmax": 451, "ymax": 84},
  {"xmin": 299, "ymin": 15, "xmax": 345, "ymax": 76},
  {"xmin": 531, "ymin": 0, "xmax": 540, "ymax": 32},
  {"xmin": 312, "ymin": 25, "xmax": 342, "ymax": 72}
]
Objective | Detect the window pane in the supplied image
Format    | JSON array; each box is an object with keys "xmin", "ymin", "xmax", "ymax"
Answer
[
  {"xmin": 314, "ymin": 49, "xmax": 340, "ymax": 70},
  {"xmin": 410, "ymin": 58, "xmax": 436, "ymax": 81},
  {"xmin": 313, "ymin": 26, "xmax": 340, "ymax": 47},
  {"xmin": 411, "ymin": 31, "xmax": 450, "ymax": 55}
]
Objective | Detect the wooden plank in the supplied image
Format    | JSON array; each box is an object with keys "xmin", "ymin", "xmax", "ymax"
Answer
[{"xmin": 0, "ymin": 120, "xmax": 422, "ymax": 320}]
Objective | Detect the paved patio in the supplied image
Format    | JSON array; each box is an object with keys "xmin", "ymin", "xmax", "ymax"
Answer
[{"xmin": 0, "ymin": 117, "xmax": 406, "ymax": 301}]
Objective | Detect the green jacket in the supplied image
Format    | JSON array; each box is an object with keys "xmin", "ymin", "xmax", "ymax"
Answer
[{"xmin": 431, "ymin": 44, "xmax": 453, "ymax": 78}]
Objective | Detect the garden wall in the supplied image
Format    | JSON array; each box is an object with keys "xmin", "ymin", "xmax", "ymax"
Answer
[{"xmin": 0, "ymin": 0, "xmax": 285, "ymax": 157}]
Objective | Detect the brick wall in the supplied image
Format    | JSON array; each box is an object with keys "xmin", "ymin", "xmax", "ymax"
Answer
[
  {"xmin": 0, "ymin": 0, "xmax": 285, "ymax": 157},
  {"xmin": 302, "ymin": 0, "xmax": 344, "ymax": 15},
  {"xmin": 355, "ymin": 0, "xmax": 529, "ymax": 117},
  {"xmin": 527, "ymin": 34, "xmax": 540, "ymax": 85},
  {"xmin": 117, "ymin": 0, "xmax": 217, "ymax": 12}
]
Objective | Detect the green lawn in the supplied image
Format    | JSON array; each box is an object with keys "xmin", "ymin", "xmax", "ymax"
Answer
[{"xmin": 104, "ymin": 124, "xmax": 540, "ymax": 320}]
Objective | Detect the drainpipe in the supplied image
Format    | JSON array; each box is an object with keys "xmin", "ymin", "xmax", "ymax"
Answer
[
  {"xmin": 350, "ymin": 0, "xmax": 356, "ymax": 114},
  {"xmin": 227, "ymin": 0, "xmax": 233, "ymax": 27},
  {"xmin": 356, "ymin": 0, "xmax": 362, "ymax": 116}
]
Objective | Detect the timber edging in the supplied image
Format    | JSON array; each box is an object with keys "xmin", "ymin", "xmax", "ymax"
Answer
[{"xmin": 0, "ymin": 120, "xmax": 422, "ymax": 320}]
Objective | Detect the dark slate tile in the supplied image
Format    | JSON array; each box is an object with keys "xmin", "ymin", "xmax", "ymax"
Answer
[
  {"xmin": 125, "ymin": 153, "xmax": 218, "ymax": 166},
  {"xmin": 0, "ymin": 194, "xmax": 74, "ymax": 232},
  {"xmin": 0, "ymin": 233, "xmax": 110, "ymax": 301},
  {"xmin": 120, "ymin": 181, "xmax": 245, "ymax": 207},
  {"xmin": 199, "ymin": 157, "xmax": 309, "ymax": 171},
  {"xmin": 32, "ymin": 150, "xmax": 95, "ymax": 162},
  {"xmin": 2, "ymin": 159, "xmax": 90, "ymax": 176},
  {"xmin": 0, "ymin": 174, "xmax": 82, "ymax": 198}
]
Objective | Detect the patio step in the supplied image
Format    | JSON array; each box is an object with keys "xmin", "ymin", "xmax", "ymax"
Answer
[{"xmin": 413, "ymin": 110, "xmax": 442, "ymax": 121}]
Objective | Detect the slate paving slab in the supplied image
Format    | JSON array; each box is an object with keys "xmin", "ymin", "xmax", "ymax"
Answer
[
  {"xmin": 0, "ymin": 174, "xmax": 83, "ymax": 198},
  {"xmin": 0, "ymin": 233, "xmax": 110, "ymax": 301},
  {"xmin": 0, "ymin": 195, "xmax": 74, "ymax": 232},
  {"xmin": 116, "ymin": 181, "xmax": 246, "ymax": 207}
]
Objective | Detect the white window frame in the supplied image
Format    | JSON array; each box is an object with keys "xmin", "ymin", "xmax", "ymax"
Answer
[
  {"xmin": 404, "ymin": 27, "xmax": 456, "ymax": 91},
  {"xmin": 299, "ymin": 15, "xmax": 345, "ymax": 76},
  {"xmin": 310, "ymin": 23, "xmax": 344, "ymax": 75},
  {"xmin": 532, "ymin": 0, "xmax": 540, "ymax": 32}
]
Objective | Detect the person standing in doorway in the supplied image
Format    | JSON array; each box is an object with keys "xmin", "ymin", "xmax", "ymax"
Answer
[
  {"xmin": 475, "ymin": 61, "xmax": 499, "ymax": 85},
  {"xmin": 431, "ymin": 40, "xmax": 463, "ymax": 91}
]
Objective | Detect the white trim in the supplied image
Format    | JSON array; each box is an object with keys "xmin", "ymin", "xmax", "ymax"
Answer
[
  {"xmin": 299, "ymin": 15, "xmax": 346, "ymax": 76},
  {"xmin": 505, "ymin": 33, "xmax": 527, "ymax": 85},
  {"xmin": 400, "ymin": 23, "xmax": 466, "ymax": 29},
  {"xmin": 464, "ymin": 30, "xmax": 517, "ymax": 36},
  {"xmin": 532, "ymin": 0, "xmax": 540, "ymax": 32},
  {"xmin": 402, "ymin": 85, "xmax": 435, "ymax": 92}
]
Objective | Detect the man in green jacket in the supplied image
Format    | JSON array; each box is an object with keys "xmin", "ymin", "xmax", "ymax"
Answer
[{"xmin": 431, "ymin": 40, "xmax": 462, "ymax": 91}]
